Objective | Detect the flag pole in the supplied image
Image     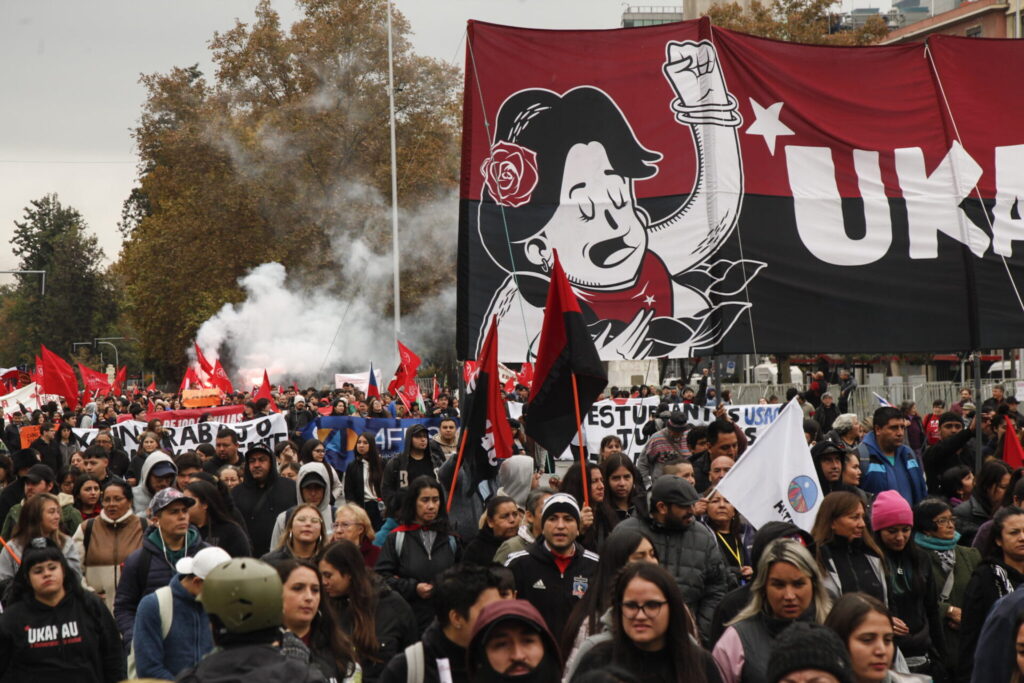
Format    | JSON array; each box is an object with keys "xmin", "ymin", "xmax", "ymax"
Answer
[
  {"xmin": 571, "ymin": 372, "xmax": 589, "ymax": 509},
  {"xmin": 446, "ymin": 430, "xmax": 470, "ymax": 513}
]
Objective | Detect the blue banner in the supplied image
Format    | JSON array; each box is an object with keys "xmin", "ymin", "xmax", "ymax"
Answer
[{"xmin": 302, "ymin": 416, "xmax": 459, "ymax": 475}]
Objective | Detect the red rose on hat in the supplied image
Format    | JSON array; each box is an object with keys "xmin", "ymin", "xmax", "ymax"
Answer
[{"xmin": 481, "ymin": 141, "xmax": 539, "ymax": 208}]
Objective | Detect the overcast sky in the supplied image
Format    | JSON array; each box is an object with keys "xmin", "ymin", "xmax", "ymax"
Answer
[{"xmin": 0, "ymin": 0, "xmax": 634, "ymax": 276}]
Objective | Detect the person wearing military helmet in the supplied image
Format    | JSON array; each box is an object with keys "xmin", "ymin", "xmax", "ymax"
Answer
[{"xmin": 175, "ymin": 558, "xmax": 327, "ymax": 683}]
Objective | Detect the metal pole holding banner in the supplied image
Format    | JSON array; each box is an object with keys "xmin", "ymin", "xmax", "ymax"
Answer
[
  {"xmin": 714, "ymin": 357, "xmax": 723, "ymax": 407},
  {"xmin": 974, "ymin": 352, "xmax": 983, "ymax": 474}
]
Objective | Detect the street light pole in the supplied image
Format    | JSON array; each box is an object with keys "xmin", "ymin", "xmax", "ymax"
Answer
[{"xmin": 0, "ymin": 270, "xmax": 46, "ymax": 296}]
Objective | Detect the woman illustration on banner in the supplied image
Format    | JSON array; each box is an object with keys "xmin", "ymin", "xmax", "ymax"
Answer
[{"xmin": 476, "ymin": 40, "xmax": 763, "ymax": 360}]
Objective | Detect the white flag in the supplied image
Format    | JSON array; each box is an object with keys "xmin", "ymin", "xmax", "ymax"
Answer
[
  {"xmin": 715, "ymin": 397, "xmax": 822, "ymax": 532},
  {"xmin": 0, "ymin": 382, "xmax": 42, "ymax": 419}
]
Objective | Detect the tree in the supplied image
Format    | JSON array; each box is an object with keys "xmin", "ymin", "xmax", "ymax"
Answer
[
  {"xmin": 2, "ymin": 194, "xmax": 118, "ymax": 365},
  {"xmin": 707, "ymin": 0, "xmax": 889, "ymax": 45},
  {"xmin": 118, "ymin": 0, "xmax": 462, "ymax": 372}
]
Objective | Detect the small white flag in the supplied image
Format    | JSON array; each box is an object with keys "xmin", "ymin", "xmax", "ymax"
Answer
[{"xmin": 715, "ymin": 397, "xmax": 822, "ymax": 532}]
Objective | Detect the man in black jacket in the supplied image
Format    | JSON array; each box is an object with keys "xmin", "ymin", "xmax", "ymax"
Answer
[
  {"xmin": 29, "ymin": 421, "xmax": 61, "ymax": 474},
  {"xmin": 505, "ymin": 492, "xmax": 600, "ymax": 640},
  {"xmin": 923, "ymin": 411, "xmax": 975, "ymax": 493},
  {"xmin": 0, "ymin": 449, "xmax": 40, "ymax": 525},
  {"xmin": 379, "ymin": 564, "xmax": 503, "ymax": 683},
  {"xmin": 230, "ymin": 443, "xmax": 297, "ymax": 556}
]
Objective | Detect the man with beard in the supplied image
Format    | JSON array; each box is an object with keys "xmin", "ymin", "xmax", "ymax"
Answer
[
  {"xmin": 609, "ymin": 475, "xmax": 728, "ymax": 645},
  {"xmin": 466, "ymin": 600, "xmax": 562, "ymax": 682}
]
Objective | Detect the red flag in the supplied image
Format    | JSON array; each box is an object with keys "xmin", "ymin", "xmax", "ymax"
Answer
[
  {"xmin": 397, "ymin": 340, "xmax": 421, "ymax": 375},
  {"xmin": 30, "ymin": 357, "xmax": 43, "ymax": 387},
  {"xmin": 146, "ymin": 380, "xmax": 156, "ymax": 392},
  {"xmin": 1004, "ymin": 416, "xmax": 1024, "ymax": 469},
  {"xmin": 40, "ymin": 345, "xmax": 79, "ymax": 410},
  {"xmin": 516, "ymin": 362, "xmax": 534, "ymax": 388},
  {"xmin": 525, "ymin": 252, "xmax": 607, "ymax": 458},
  {"xmin": 366, "ymin": 363, "xmax": 381, "ymax": 400},
  {"xmin": 463, "ymin": 361, "xmax": 477, "ymax": 384},
  {"xmin": 210, "ymin": 360, "xmax": 234, "ymax": 394},
  {"xmin": 194, "ymin": 342, "xmax": 214, "ymax": 376},
  {"xmin": 432, "ymin": 377, "xmax": 439, "ymax": 403},
  {"xmin": 179, "ymin": 367, "xmax": 201, "ymax": 394},
  {"xmin": 504, "ymin": 376, "xmax": 515, "ymax": 394},
  {"xmin": 111, "ymin": 366, "xmax": 127, "ymax": 396},
  {"xmin": 77, "ymin": 364, "xmax": 111, "ymax": 396},
  {"xmin": 147, "ymin": 398, "xmax": 156, "ymax": 413},
  {"xmin": 255, "ymin": 370, "xmax": 279, "ymax": 412},
  {"xmin": 448, "ymin": 316, "xmax": 513, "ymax": 497}
]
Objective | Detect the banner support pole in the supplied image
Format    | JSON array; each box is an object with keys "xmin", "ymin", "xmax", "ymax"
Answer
[
  {"xmin": 571, "ymin": 372, "xmax": 589, "ymax": 509},
  {"xmin": 974, "ymin": 352, "xmax": 983, "ymax": 474},
  {"xmin": 446, "ymin": 430, "xmax": 470, "ymax": 513}
]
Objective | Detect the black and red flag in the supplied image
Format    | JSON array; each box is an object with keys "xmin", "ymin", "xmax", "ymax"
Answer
[
  {"xmin": 447, "ymin": 315, "xmax": 513, "ymax": 509},
  {"xmin": 524, "ymin": 253, "xmax": 607, "ymax": 460},
  {"xmin": 457, "ymin": 18, "xmax": 1024, "ymax": 362}
]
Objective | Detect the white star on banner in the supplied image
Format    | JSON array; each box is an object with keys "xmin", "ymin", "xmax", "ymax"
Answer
[{"xmin": 745, "ymin": 98, "xmax": 795, "ymax": 155}]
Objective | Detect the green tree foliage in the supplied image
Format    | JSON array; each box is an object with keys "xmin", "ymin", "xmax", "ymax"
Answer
[
  {"xmin": 118, "ymin": 0, "xmax": 461, "ymax": 373},
  {"xmin": 2, "ymin": 194, "xmax": 118, "ymax": 365},
  {"xmin": 707, "ymin": 0, "xmax": 889, "ymax": 45}
]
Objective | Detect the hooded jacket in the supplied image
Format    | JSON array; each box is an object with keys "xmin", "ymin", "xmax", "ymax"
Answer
[
  {"xmin": 112, "ymin": 524, "xmax": 207, "ymax": 649},
  {"xmin": 131, "ymin": 452, "xmax": 176, "ymax": 516},
  {"xmin": 268, "ymin": 462, "xmax": 335, "ymax": 550},
  {"xmin": 177, "ymin": 642, "xmax": 328, "ymax": 683},
  {"xmin": 230, "ymin": 448, "xmax": 298, "ymax": 556},
  {"xmin": 72, "ymin": 508, "xmax": 146, "ymax": 611},
  {"xmin": 0, "ymin": 589, "xmax": 125, "ymax": 683},
  {"xmin": 505, "ymin": 538, "xmax": 601, "ymax": 643},
  {"xmin": 856, "ymin": 431, "xmax": 927, "ymax": 505},
  {"xmin": 467, "ymin": 600, "xmax": 562, "ymax": 683},
  {"xmin": 496, "ymin": 455, "xmax": 534, "ymax": 508},
  {"xmin": 132, "ymin": 573, "xmax": 213, "ymax": 679}
]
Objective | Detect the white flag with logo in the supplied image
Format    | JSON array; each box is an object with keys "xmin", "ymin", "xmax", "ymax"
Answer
[
  {"xmin": 0, "ymin": 383, "xmax": 42, "ymax": 419},
  {"xmin": 714, "ymin": 397, "xmax": 822, "ymax": 532}
]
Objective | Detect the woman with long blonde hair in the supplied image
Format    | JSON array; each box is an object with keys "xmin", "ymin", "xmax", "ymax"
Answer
[{"xmin": 261, "ymin": 502, "xmax": 327, "ymax": 563}]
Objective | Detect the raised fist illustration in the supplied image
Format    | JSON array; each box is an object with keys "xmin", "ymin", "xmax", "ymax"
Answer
[{"xmin": 663, "ymin": 40, "xmax": 733, "ymax": 112}]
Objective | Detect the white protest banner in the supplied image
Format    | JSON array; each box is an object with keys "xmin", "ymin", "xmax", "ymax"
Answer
[
  {"xmin": 714, "ymin": 398, "xmax": 821, "ymax": 532},
  {"xmin": 335, "ymin": 370, "xmax": 383, "ymax": 391},
  {"xmin": 75, "ymin": 413, "xmax": 288, "ymax": 455},
  {"xmin": 0, "ymin": 383, "xmax": 42, "ymax": 419},
  {"xmin": 506, "ymin": 398, "xmax": 782, "ymax": 461}
]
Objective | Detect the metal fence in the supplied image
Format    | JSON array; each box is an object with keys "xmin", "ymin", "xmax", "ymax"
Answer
[{"xmin": 723, "ymin": 379, "xmax": 1024, "ymax": 420}]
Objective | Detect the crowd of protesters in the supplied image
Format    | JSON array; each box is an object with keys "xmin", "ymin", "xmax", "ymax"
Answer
[{"xmin": 0, "ymin": 373, "xmax": 1021, "ymax": 682}]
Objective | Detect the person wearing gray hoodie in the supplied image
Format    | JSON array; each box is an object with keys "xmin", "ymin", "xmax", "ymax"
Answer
[
  {"xmin": 268, "ymin": 461, "xmax": 335, "ymax": 550},
  {"xmin": 132, "ymin": 452, "xmax": 177, "ymax": 517}
]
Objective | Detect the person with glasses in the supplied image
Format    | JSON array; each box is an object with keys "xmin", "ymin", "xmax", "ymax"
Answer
[
  {"xmin": 913, "ymin": 498, "xmax": 980, "ymax": 680},
  {"xmin": 261, "ymin": 503, "xmax": 328, "ymax": 563},
  {"xmin": 574, "ymin": 562, "xmax": 720, "ymax": 683},
  {"xmin": 268, "ymin": 462, "xmax": 335, "ymax": 551},
  {"xmin": 713, "ymin": 539, "xmax": 832, "ymax": 683},
  {"xmin": 331, "ymin": 503, "xmax": 379, "ymax": 568}
]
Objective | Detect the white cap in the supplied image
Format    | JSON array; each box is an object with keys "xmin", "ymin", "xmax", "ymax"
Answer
[{"xmin": 175, "ymin": 546, "xmax": 232, "ymax": 580}]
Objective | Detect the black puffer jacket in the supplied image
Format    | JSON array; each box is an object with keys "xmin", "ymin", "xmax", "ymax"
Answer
[
  {"xmin": 230, "ymin": 451, "xmax": 297, "ymax": 556},
  {"xmin": 0, "ymin": 589, "xmax": 125, "ymax": 683},
  {"xmin": 612, "ymin": 514, "xmax": 729, "ymax": 644},
  {"xmin": 953, "ymin": 495, "xmax": 992, "ymax": 548}
]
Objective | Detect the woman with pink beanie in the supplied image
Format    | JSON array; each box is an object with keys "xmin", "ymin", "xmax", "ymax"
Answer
[{"xmin": 871, "ymin": 490, "xmax": 946, "ymax": 679}]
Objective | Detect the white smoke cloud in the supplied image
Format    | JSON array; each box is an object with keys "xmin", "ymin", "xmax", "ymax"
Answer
[{"xmin": 193, "ymin": 192, "xmax": 457, "ymax": 388}]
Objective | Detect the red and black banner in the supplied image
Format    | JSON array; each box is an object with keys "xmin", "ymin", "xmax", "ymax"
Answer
[
  {"xmin": 456, "ymin": 316, "xmax": 514, "ymax": 490},
  {"xmin": 457, "ymin": 18, "xmax": 1024, "ymax": 361},
  {"xmin": 525, "ymin": 255, "xmax": 608, "ymax": 458}
]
